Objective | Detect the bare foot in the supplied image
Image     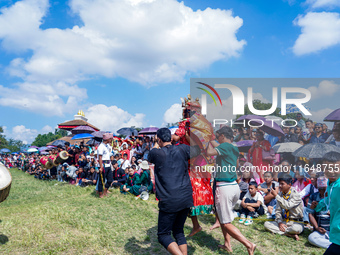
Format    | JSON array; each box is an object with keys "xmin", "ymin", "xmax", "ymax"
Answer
[
  {"xmin": 107, "ymin": 190, "xmax": 111, "ymax": 194},
  {"xmin": 188, "ymin": 226, "xmax": 202, "ymax": 237},
  {"xmin": 210, "ymin": 222, "xmax": 220, "ymax": 230},
  {"xmin": 247, "ymin": 243, "xmax": 256, "ymax": 255},
  {"xmin": 218, "ymin": 244, "xmax": 232, "ymax": 253},
  {"xmin": 285, "ymin": 234, "xmax": 300, "ymax": 241}
]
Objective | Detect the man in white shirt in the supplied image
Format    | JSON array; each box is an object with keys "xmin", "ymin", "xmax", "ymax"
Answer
[{"xmin": 97, "ymin": 133, "xmax": 114, "ymax": 198}]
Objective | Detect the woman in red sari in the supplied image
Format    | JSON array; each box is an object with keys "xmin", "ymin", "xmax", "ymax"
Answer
[
  {"xmin": 173, "ymin": 95, "xmax": 214, "ymax": 236},
  {"xmin": 248, "ymin": 129, "xmax": 272, "ymax": 183}
]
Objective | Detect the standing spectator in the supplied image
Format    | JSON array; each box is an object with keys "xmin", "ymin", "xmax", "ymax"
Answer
[
  {"xmin": 97, "ymin": 133, "xmax": 114, "ymax": 198},
  {"xmin": 296, "ymin": 113, "xmax": 306, "ymax": 129},
  {"xmin": 65, "ymin": 142, "xmax": 75, "ymax": 166},
  {"xmin": 280, "ymin": 127, "xmax": 299, "ymax": 143},
  {"xmin": 248, "ymin": 129, "xmax": 272, "ymax": 182},
  {"xmin": 310, "ymin": 123, "xmax": 329, "ymax": 143}
]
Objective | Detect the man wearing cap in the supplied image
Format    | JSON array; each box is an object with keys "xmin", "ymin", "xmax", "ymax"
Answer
[
  {"xmin": 310, "ymin": 123, "xmax": 330, "ymax": 144},
  {"xmin": 97, "ymin": 133, "xmax": 114, "ymax": 198},
  {"xmin": 148, "ymin": 128, "xmax": 201, "ymax": 255}
]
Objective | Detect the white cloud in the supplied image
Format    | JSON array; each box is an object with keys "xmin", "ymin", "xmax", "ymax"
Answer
[
  {"xmin": 305, "ymin": 0, "xmax": 340, "ymax": 9},
  {"xmin": 0, "ymin": 82, "xmax": 87, "ymax": 116},
  {"xmin": 307, "ymin": 80, "xmax": 340, "ymax": 99},
  {"xmin": 293, "ymin": 12, "xmax": 340, "ymax": 56},
  {"xmin": 309, "ymin": 108, "xmax": 333, "ymax": 123},
  {"xmin": 3, "ymin": 124, "xmax": 53, "ymax": 144},
  {"xmin": 163, "ymin": 103, "xmax": 182, "ymax": 125},
  {"xmin": 86, "ymin": 104, "xmax": 146, "ymax": 132},
  {"xmin": 0, "ymin": 0, "xmax": 246, "ymax": 85}
]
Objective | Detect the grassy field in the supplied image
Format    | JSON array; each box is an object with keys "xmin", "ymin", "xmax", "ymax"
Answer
[{"xmin": 0, "ymin": 169, "xmax": 326, "ymax": 255}]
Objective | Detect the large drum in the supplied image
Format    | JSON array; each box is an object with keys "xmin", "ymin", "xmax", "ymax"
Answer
[
  {"xmin": 55, "ymin": 150, "xmax": 68, "ymax": 165},
  {"xmin": 40, "ymin": 156, "xmax": 53, "ymax": 169},
  {"xmin": 0, "ymin": 163, "xmax": 12, "ymax": 203}
]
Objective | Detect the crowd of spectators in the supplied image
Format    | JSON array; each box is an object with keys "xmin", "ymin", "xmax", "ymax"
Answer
[{"xmin": 1, "ymin": 114, "xmax": 339, "ymax": 250}]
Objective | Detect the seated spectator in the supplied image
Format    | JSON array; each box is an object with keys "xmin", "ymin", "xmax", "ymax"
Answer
[
  {"xmin": 264, "ymin": 174, "xmax": 304, "ymax": 240},
  {"xmin": 239, "ymin": 181, "xmax": 266, "ymax": 226},
  {"xmin": 82, "ymin": 167, "xmax": 97, "ymax": 186},
  {"xmin": 306, "ymin": 177, "xmax": 331, "ymax": 249},
  {"xmin": 121, "ymin": 153, "xmax": 131, "ymax": 170},
  {"xmin": 76, "ymin": 167, "xmax": 86, "ymax": 186},
  {"xmin": 140, "ymin": 160, "xmax": 153, "ymax": 192},
  {"xmin": 258, "ymin": 171, "xmax": 279, "ymax": 216},
  {"xmin": 292, "ymin": 170, "xmax": 307, "ymax": 193},
  {"xmin": 111, "ymin": 160, "xmax": 126, "ymax": 188},
  {"xmin": 65, "ymin": 164, "xmax": 77, "ymax": 184},
  {"xmin": 300, "ymin": 171, "xmax": 318, "ymax": 206},
  {"xmin": 78, "ymin": 154, "xmax": 87, "ymax": 168},
  {"xmin": 120, "ymin": 167, "xmax": 141, "ymax": 195},
  {"xmin": 236, "ymin": 171, "xmax": 248, "ymax": 200}
]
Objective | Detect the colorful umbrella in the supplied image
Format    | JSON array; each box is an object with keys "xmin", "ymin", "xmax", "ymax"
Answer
[
  {"xmin": 71, "ymin": 125, "xmax": 96, "ymax": 134},
  {"xmin": 71, "ymin": 133, "xmax": 94, "ymax": 140},
  {"xmin": 235, "ymin": 140, "xmax": 255, "ymax": 153},
  {"xmin": 292, "ymin": 143, "xmax": 340, "ymax": 159},
  {"xmin": 139, "ymin": 127, "xmax": 159, "ymax": 135},
  {"xmin": 0, "ymin": 148, "xmax": 11, "ymax": 153},
  {"xmin": 324, "ymin": 108, "xmax": 340, "ymax": 122},
  {"xmin": 27, "ymin": 148, "xmax": 38, "ymax": 153},
  {"xmin": 117, "ymin": 128, "xmax": 138, "ymax": 136},
  {"xmin": 51, "ymin": 140, "xmax": 66, "ymax": 146},
  {"xmin": 272, "ymin": 142, "xmax": 302, "ymax": 153},
  {"xmin": 92, "ymin": 131, "xmax": 110, "ymax": 138}
]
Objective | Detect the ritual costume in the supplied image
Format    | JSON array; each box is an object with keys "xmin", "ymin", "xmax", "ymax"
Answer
[{"xmin": 175, "ymin": 95, "xmax": 214, "ymax": 216}]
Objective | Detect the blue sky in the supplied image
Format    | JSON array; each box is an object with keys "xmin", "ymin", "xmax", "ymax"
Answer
[{"xmin": 1, "ymin": 0, "xmax": 340, "ymax": 144}]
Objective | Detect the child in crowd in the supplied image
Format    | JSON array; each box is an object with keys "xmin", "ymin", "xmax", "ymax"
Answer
[
  {"xmin": 264, "ymin": 173, "xmax": 304, "ymax": 241},
  {"xmin": 239, "ymin": 181, "xmax": 266, "ymax": 225}
]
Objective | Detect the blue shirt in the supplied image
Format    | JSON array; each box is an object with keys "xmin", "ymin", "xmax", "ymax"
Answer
[{"xmin": 310, "ymin": 133, "xmax": 329, "ymax": 143}]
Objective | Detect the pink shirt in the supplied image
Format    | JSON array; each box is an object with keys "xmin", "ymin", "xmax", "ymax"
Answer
[{"xmin": 292, "ymin": 180, "xmax": 306, "ymax": 193}]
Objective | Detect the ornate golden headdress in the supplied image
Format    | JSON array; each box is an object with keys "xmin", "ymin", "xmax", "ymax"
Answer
[{"xmin": 180, "ymin": 94, "xmax": 201, "ymax": 116}]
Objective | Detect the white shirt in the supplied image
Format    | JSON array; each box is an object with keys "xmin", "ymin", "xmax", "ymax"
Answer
[
  {"xmin": 121, "ymin": 159, "xmax": 131, "ymax": 170},
  {"xmin": 97, "ymin": 142, "xmax": 112, "ymax": 161},
  {"xmin": 244, "ymin": 191, "xmax": 267, "ymax": 213},
  {"xmin": 299, "ymin": 183, "xmax": 318, "ymax": 199}
]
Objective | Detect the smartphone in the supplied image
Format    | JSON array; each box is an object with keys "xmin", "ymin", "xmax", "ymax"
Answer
[{"xmin": 272, "ymin": 183, "xmax": 276, "ymax": 189}]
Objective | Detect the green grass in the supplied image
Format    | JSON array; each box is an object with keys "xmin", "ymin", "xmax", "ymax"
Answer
[{"xmin": 0, "ymin": 169, "xmax": 326, "ymax": 255}]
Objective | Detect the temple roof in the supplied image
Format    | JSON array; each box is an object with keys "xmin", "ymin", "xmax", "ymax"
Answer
[{"xmin": 58, "ymin": 119, "xmax": 100, "ymax": 131}]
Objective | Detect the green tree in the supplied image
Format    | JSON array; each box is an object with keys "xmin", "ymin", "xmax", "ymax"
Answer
[
  {"xmin": 235, "ymin": 99, "xmax": 303, "ymax": 126},
  {"xmin": 0, "ymin": 126, "xmax": 9, "ymax": 149}
]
